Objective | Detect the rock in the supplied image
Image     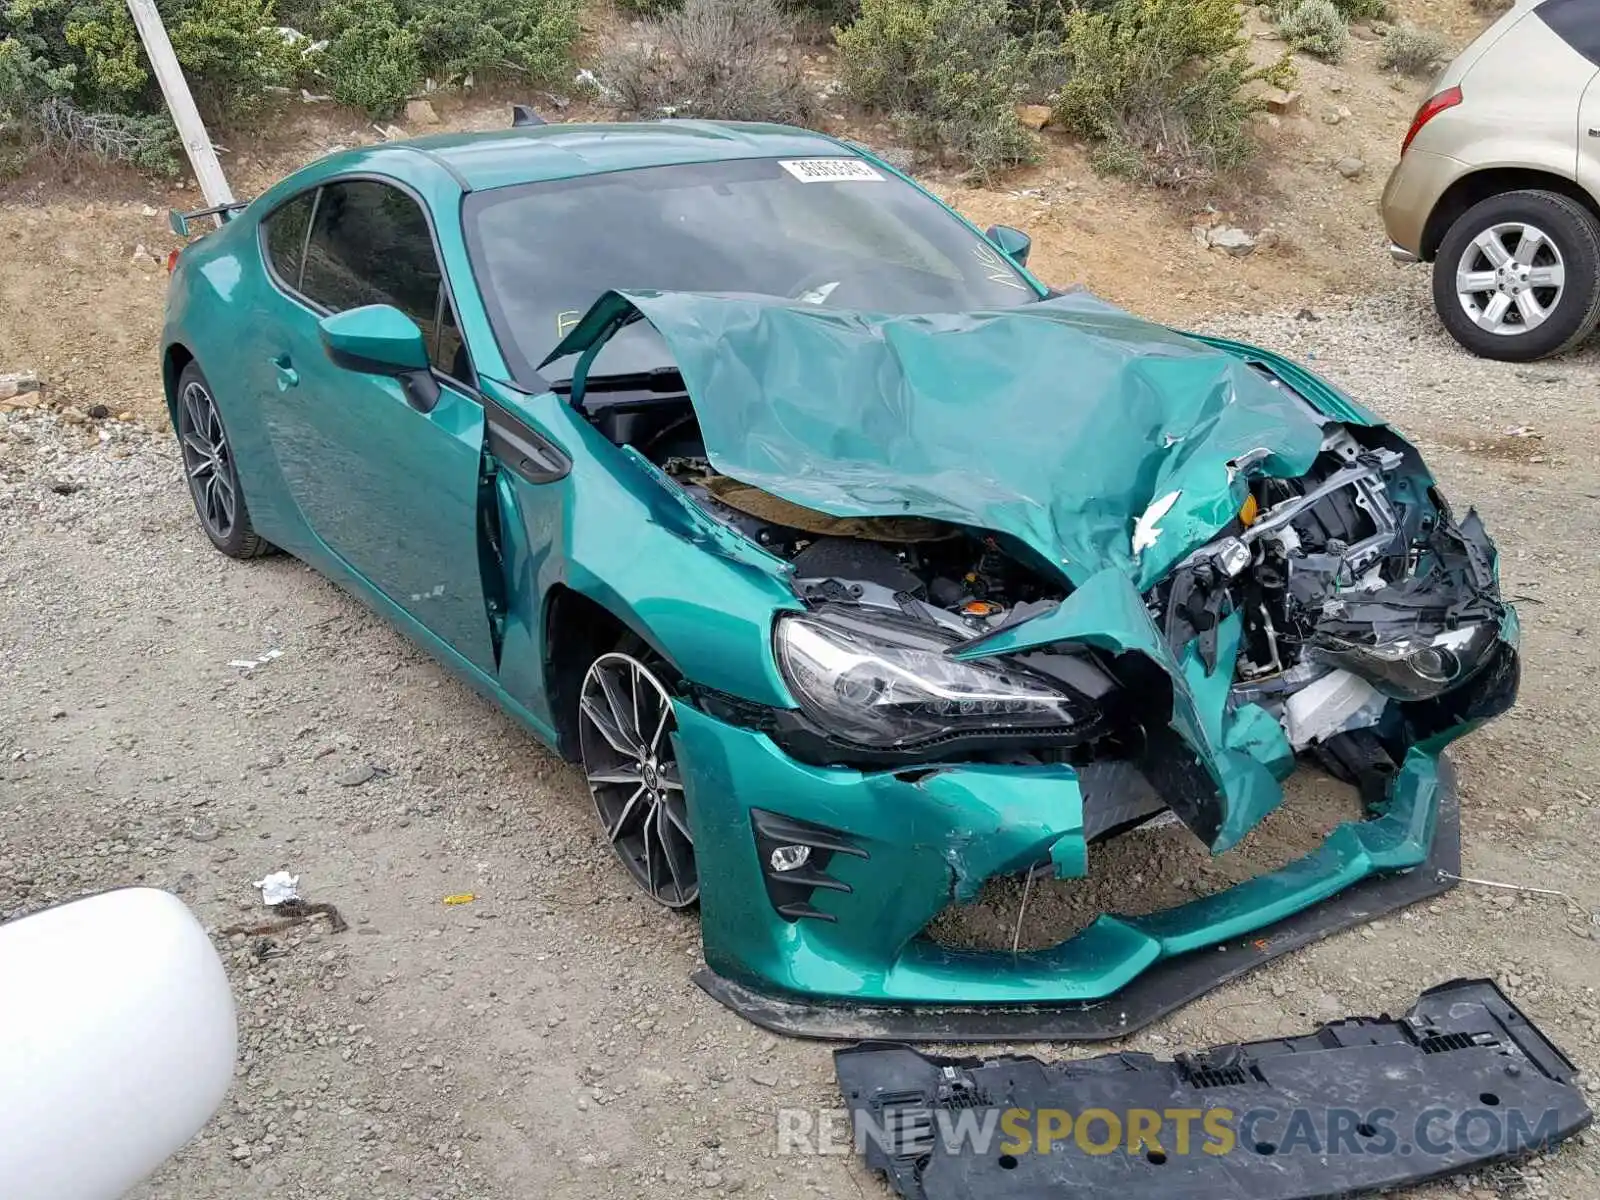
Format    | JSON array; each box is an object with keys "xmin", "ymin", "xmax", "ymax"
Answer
[
  {"xmin": 1295, "ymin": 307, "xmax": 1321, "ymax": 321},
  {"xmin": 0, "ymin": 371, "xmax": 39, "ymax": 402},
  {"xmin": 749, "ymin": 1071, "xmax": 778, "ymax": 1087},
  {"xmin": 1335, "ymin": 157, "xmax": 1366, "ymax": 179},
  {"xmin": 405, "ymin": 99, "xmax": 440, "ymax": 126},
  {"xmin": 1322, "ymin": 109, "xmax": 1343, "ymax": 126},
  {"xmin": 1255, "ymin": 227, "xmax": 1281, "ymax": 250},
  {"xmin": 336, "ymin": 763, "xmax": 378, "ymax": 787},
  {"xmin": 1015, "ymin": 104, "xmax": 1052, "ymax": 131},
  {"xmin": 87, "ymin": 404, "xmax": 110, "ymax": 420},
  {"xmin": 49, "ymin": 480, "xmax": 80, "ymax": 495},
  {"xmin": 49, "ymin": 706, "xmax": 67, "ymax": 719},
  {"xmin": 1263, "ymin": 89, "xmax": 1300, "ymax": 114},
  {"xmin": 132, "ymin": 243, "xmax": 148, "ymax": 262},
  {"xmin": 1350, "ymin": 21, "xmax": 1378, "ymax": 41},
  {"xmin": 1207, "ymin": 226, "xmax": 1257, "ymax": 257}
]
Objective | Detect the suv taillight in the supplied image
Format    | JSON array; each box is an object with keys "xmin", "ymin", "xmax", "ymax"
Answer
[{"xmin": 1402, "ymin": 86, "xmax": 1462, "ymax": 155}]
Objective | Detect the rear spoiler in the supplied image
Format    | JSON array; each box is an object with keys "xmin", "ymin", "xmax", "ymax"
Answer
[{"xmin": 168, "ymin": 201, "xmax": 248, "ymax": 237}]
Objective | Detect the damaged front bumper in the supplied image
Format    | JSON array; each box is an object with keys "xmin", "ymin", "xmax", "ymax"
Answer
[
  {"xmin": 834, "ymin": 979, "xmax": 1592, "ymax": 1200},
  {"xmin": 676, "ymin": 701, "xmax": 1469, "ymax": 1041}
]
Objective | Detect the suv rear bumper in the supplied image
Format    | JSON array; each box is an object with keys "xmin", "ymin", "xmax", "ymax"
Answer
[{"xmin": 1382, "ymin": 149, "xmax": 1469, "ymax": 261}]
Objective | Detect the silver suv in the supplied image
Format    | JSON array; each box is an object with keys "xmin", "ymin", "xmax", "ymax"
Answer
[{"xmin": 1381, "ymin": 0, "xmax": 1600, "ymax": 361}]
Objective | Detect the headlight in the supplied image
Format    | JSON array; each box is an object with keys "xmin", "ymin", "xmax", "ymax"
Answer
[
  {"xmin": 1310, "ymin": 621, "xmax": 1498, "ymax": 701},
  {"xmin": 774, "ymin": 607, "xmax": 1084, "ymax": 749}
]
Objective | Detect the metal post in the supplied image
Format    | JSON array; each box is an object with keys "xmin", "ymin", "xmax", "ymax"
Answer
[{"xmin": 124, "ymin": 0, "xmax": 234, "ymax": 210}]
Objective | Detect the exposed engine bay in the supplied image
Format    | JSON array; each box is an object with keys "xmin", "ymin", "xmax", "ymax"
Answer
[{"xmin": 584, "ymin": 388, "xmax": 1512, "ymax": 805}]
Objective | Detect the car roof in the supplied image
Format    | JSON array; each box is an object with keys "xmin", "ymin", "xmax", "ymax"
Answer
[{"xmin": 390, "ymin": 120, "xmax": 856, "ymax": 192}]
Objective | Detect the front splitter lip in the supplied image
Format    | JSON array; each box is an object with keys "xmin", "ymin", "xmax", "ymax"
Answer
[{"xmin": 694, "ymin": 764, "xmax": 1460, "ymax": 1042}]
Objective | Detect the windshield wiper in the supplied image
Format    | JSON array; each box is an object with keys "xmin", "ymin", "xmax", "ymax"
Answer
[{"xmin": 548, "ymin": 365, "xmax": 685, "ymax": 395}]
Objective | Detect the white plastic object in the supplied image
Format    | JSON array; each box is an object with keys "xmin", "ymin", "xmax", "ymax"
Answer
[
  {"xmin": 1284, "ymin": 668, "xmax": 1385, "ymax": 749},
  {"xmin": 0, "ymin": 888, "xmax": 237, "ymax": 1199}
]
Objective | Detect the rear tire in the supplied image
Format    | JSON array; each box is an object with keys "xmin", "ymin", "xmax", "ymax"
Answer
[
  {"xmin": 176, "ymin": 362, "xmax": 273, "ymax": 560},
  {"xmin": 1431, "ymin": 189, "xmax": 1600, "ymax": 362}
]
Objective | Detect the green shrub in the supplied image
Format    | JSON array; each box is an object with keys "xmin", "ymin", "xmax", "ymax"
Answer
[
  {"xmin": 837, "ymin": 0, "xmax": 1042, "ymax": 180},
  {"xmin": 600, "ymin": 0, "xmax": 813, "ymax": 123},
  {"xmin": 1, "ymin": 0, "xmax": 288, "ymax": 172},
  {"xmin": 1, "ymin": 0, "xmax": 295, "ymax": 123},
  {"xmin": 310, "ymin": 0, "xmax": 580, "ymax": 116},
  {"xmin": 1379, "ymin": 24, "xmax": 1450, "ymax": 76},
  {"xmin": 1053, "ymin": 0, "xmax": 1292, "ymax": 185},
  {"xmin": 1330, "ymin": 0, "xmax": 1390, "ymax": 20},
  {"xmin": 1274, "ymin": 0, "xmax": 1348, "ymax": 62},
  {"xmin": 615, "ymin": 0, "xmax": 684, "ymax": 14},
  {"xmin": 314, "ymin": 0, "xmax": 423, "ymax": 115}
]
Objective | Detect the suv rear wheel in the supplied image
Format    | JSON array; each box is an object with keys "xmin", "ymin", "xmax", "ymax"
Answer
[{"xmin": 1432, "ymin": 189, "xmax": 1600, "ymax": 362}]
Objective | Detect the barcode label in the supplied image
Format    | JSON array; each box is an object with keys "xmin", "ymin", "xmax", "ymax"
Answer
[{"xmin": 778, "ymin": 158, "xmax": 885, "ymax": 183}]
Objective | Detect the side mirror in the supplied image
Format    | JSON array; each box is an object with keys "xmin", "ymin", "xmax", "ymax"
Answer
[
  {"xmin": 319, "ymin": 304, "xmax": 440, "ymax": 412},
  {"xmin": 986, "ymin": 224, "xmax": 1032, "ymax": 267}
]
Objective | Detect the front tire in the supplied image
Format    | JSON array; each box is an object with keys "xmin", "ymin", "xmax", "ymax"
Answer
[
  {"xmin": 176, "ymin": 362, "xmax": 272, "ymax": 559},
  {"xmin": 578, "ymin": 648, "xmax": 698, "ymax": 909},
  {"xmin": 1432, "ymin": 189, "xmax": 1600, "ymax": 362}
]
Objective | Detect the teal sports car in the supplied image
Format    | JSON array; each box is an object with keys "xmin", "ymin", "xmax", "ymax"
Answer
[{"xmin": 161, "ymin": 118, "xmax": 1518, "ymax": 1038}]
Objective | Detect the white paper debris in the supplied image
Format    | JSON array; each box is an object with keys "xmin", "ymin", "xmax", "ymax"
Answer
[{"xmin": 253, "ymin": 871, "xmax": 300, "ymax": 906}]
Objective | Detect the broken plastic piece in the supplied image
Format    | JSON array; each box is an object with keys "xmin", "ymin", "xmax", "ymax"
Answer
[
  {"xmin": 227, "ymin": 648, "xmax": 283, "ymax": 672},
  {"xmin": 442, "ymin": 893, "xmax": 476, "ymax": 906},
  {"xmin": 252, "ymin": 872, "xmax": 299, "ymax": 906},
  {"xmin": 834, "ymin": 979, "xmax": 1592, "ymax": 1200}
]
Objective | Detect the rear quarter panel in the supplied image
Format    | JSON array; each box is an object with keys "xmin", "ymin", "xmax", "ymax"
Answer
[
  {"xmin": 1412, "ymin": 10, "xmax": 1595, "ymax": 175},
  {"xmin": 163, "ymin": 215, "xmax": 315, "ymax": 556}
]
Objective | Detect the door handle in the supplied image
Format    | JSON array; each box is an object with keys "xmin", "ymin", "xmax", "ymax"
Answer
[{"xmin": 271, "ymin": 354, "xmax": 299, "ymax": 390}]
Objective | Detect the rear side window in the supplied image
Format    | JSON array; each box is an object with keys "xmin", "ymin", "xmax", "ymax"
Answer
[
  {"xmin": 262, "ymin": 190, "xmax": 316, "ymax": 289},
  {"xmin": 300, "ymin": 180, "xmax": 443, "ymax": 332},
  {"xmin": 1540, "ymin": 0, "xmax": 1600, "ymax": 64}
]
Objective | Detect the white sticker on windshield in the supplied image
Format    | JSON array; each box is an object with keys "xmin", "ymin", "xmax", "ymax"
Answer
[{"xmin": 778, "ymin": 158, "xmax": 885, "ymax": 183}]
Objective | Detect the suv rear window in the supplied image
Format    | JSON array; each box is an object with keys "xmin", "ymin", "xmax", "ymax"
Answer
[{"xmin": 1539, "ymin": 0, "xmax": 1600, "ymax": 64}]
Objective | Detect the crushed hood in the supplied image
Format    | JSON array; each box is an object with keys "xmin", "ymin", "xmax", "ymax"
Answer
[{"xmin": 546, "ymin": 289, "xmax": 1377, "ymax": 591}]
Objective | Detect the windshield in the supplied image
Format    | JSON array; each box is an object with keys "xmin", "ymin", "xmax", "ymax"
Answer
[{"xmin": 462, "ymin": 156, "xmax": 1038, "ymax": 384}]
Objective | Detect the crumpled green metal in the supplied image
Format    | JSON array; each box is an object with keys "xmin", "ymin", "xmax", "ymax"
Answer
[
  {"xmin": 543, "ymin": 289, "xmax": 1431, "ymax": 855},
  {"xmin": 546, "ymin": 288, "xmax": 1335, "ymax": 591}
]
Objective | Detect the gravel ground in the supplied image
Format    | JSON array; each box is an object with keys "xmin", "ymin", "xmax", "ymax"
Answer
[{"xmin": 2, "ymin": 271, "xmax": 1598, "ymax": 1199}]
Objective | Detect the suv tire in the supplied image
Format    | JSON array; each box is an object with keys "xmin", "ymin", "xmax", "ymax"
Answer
[{"xmin": 1432, "ymin": 189, "xmax": 1600, "ymax": 362}]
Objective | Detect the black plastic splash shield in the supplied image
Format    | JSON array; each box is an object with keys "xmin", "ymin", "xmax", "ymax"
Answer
[
  {"xmin": 694, "ymin": 765, "xmax": 1460, "ymax": 1043},
  {"xmin": 833, "ymin": 979, "xmax": 1592, "ymax": 1200}
]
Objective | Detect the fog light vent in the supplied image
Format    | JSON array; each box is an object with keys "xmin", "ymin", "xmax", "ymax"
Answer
[{"xmin": 751, "ymin": 809, "xmax": 867, "ymax": 923}]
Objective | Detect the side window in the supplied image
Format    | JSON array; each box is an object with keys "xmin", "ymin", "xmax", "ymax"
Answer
[
  {"xmin": 262, "ymin": 190, "xmax": 316, "ymax": 290},
  {"xmin": 435, "ymin": 290, "xmax": 470, "ymax": 382},
  {"xmin": 300, "ymin": 180, "xmax": 444, "ymax": 335}
]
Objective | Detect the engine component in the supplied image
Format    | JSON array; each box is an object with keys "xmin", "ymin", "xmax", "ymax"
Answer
[{"xmin": 791, "ymin": 538, "xmax": 924, "ymax": 596}]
